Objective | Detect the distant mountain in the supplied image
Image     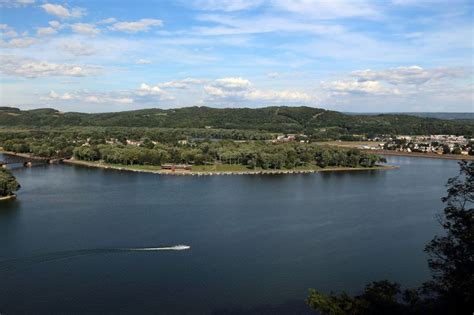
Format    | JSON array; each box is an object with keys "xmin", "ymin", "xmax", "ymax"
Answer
[
  {"xmin": 0, "ymin": 106, "xmax": 473, "ymax": 136},
  {"xmin": 345, "ymin": 112, "xmax": 474, "ymax": 120}
]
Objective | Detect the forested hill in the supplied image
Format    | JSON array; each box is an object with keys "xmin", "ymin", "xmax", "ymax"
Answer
[{"xmin": 0, "ymin": 106, "xmax": 472, "ymax": 136}]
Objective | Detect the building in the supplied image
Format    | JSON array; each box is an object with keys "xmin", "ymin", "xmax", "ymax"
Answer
[{"xmin": 161, "ymin": 164, "xmax": 192, "ymax": 171}]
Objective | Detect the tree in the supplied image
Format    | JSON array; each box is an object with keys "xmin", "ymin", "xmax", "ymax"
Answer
[
  {"xmin": 423, "ymin": 160, "xmax": 474, "ymax": 313},
  {"xmin": 0, "ymin": 168, "xmax": 20, "ymax": 197},
  {"xmin": 307, "ymin": 161, "xmax": 474, "ymax": 314}
]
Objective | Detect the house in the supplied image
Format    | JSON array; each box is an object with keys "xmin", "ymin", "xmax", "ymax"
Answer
[{"xmin": 161, "ymin": 164, "xmax": 192, "ymax": 171}]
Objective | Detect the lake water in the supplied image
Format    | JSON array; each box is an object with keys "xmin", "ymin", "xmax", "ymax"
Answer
[{"xmin": 0, "ymin": 154, "xmax": 460, "ymax": 314}]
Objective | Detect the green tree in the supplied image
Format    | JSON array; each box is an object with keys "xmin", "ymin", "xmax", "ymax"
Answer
[
  {"xmin": 0, "ymin": 168, "xmax": 20, "ymax": 197},
  {"xmin": 423, "ymin": 160, "xmax": 474, "ymax": 313}
]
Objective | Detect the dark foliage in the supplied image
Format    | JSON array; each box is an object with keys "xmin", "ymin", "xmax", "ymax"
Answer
[{"xmin": 0, "ymin": 106, "xmax": 472, "ymax": 138}]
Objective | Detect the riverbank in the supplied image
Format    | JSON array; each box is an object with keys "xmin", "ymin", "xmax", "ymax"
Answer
[
  {"xmin": 368, "ymin": 150, "xmax": 474, "ymax": 161},
  {"xmin": 0, "ymin": 150, "xmax": 49, "ymax": 160},
  {"xmin": 63, "ymin": 158, "xmax": 397, "ymax": 176},
  {"xmin": 0, "ymin": 194, "xmax": 16, "ymax": 201},
  {"xmin": 1, "ymin": 150, "xmax": 397, "ymax": 175},
  {"xmin": 315, "ymin": 142, "xmax": 474, "ymax": 161}
]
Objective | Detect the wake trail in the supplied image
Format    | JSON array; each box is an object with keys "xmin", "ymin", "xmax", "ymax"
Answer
[{"xmin": 0, "ymin": 245, "xmax": 190, "ymax": 273}]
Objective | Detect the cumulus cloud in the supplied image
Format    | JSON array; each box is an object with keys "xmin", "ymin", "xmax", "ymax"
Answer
[
  {"xmin": 42, "ymin": 90, "xmax": 75, "ymax": 101},
  {"xmin": 40, "ymin": 3, "xmax": 85, "ymax": 19},
  {"xmin": 204, "ymin": 77, "xmax": 311, "ymax": 102},
  {"xmin": 158, "ymin": 77, "xmax": 207, "ymax": 89},
  {"xmin": 42, "ymin": 90, "xmax": 134, "ymax": 104},
  {"xmin": 322, "ymin": 80, "xmax": 400, "ymax": 95},
  {"xmin": 321, "ymin": 80, "xmax": 400, "ymax": 95},
  {"xmin": 0, "ymin": 55, "xmax": 101, "ymax": 78},
  {"xmin": 108, "ymin": 19, "xmax": 163, "ymax": 33},
  {"xmin": 212, "ymin": 77, "xmax": 251, "ymax": 91},
  {"xmin": 351, "ymin": 66, "xmax": 466, "ymax": 85},
  {"xmin": 70, "ymin": 23, "xmax": 100, "ymax": 35},
  {"xmin": 137, "ymin": 83, "xmax": 174, "ymax": 100}
]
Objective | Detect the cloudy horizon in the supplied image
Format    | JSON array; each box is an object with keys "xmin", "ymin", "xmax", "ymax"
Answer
[{"xmin": 0, "ymin": 0, "xmax": 472, "ymax": 113}]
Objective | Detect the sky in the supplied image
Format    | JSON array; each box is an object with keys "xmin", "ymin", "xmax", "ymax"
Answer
[{"xmin": 0, "ymin": 0, "xmax": 472, "ymax": 113}]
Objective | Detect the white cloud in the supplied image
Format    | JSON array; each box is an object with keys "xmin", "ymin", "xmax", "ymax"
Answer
[
  {"xmin": 70, "ymin": 23, "xmax": 100, "ymax": 35},
  {"xmin": 0, "ymin": 0, "xmax": 35, "ymax": 7},
  {"xmin": 36, "ymin": 26, "xmax": 57, "ymax": 36},
  {"xmin": 0, "ymin": 24, "xmax": 18, "ymax": 37},
  {"xmin": 136, "ymin": 58, "xmax": 152, "ymax": 65},
  {"xmin": 213, "ymin": 77, "xmax": 251, "ymax": 91},
  {"xmin": 97, "ymin": 17, "xmax": 117, "ymax": 25},
  {"xmin": 0, "ymin": 55, "xmax": 101, "ymax": 78},
  {"xmin": 157, "ymin": 77, "xmax": 207, "ymax": 88},
  {"xmin": 137, "ymin": 83, "xmax": 175, "ymax": 100},
  {"xmin": 40, "ymin": 3, "xmax": 85, "ymax": 19},
  {"xmin": 246, "ymin": 89, "xmax": 311, "ymax": 102},
  {"xmin": 61, "ymin": 41, "xmax": 96, "ymax": 56},
  {"xmin": 108, "ymin": 19, "xmax": 163, "ymax": 33},
  {"xmin": 82, "ymin": 95, "xmax": 135, "ymax": 104},
  {"xmin": 42, "ymin": 90, "xmax": 75, "ymax": 100},
  {"xmin": 42, "ymin": 90, "xmax": 134, "ymax": 104},
  {"xmin": 48, "ymin": 20, "xmax": 61, "ymax": 29},
  {"xmin": 204, "ymin": 77, "xmax": 311, "ymax": 102},
  {"xmin": 0, "ymin": 37, "xmax": 36, "ymax": 48},
  {"xmin": 322, "ymin": 80, "xmax": 400, "ymax": 95},
  {"xmin": 351, "ymin": 66, "xmax": 466, "ymax": 85}
]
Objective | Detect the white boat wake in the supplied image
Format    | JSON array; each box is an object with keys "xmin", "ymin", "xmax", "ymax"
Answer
[
  {"xmin": 0, "ymin": 245, "xmax": 191, "ymax": 272},
  {"xmin": 124, "ymin": 245, "xmax": 191, "ymax": 251}
]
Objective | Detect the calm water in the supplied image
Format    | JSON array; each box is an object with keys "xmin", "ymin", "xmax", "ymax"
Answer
[{"xmin": 0, "ymin": 154, "xmax": 460, "ymax": 314}]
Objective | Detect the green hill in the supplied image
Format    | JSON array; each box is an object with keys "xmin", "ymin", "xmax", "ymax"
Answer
[{"xmin": 0, "ymin": 106, "xmax": 472, "ymax": 136}]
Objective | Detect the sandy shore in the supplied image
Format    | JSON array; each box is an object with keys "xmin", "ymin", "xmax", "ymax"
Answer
[{"xmin": 63, "ymin": 158, "xmax": 397, "ymax": 176}]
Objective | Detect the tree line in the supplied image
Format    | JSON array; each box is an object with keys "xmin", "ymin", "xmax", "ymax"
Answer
[
  {"xmin": 1, "ymin": 106, "xmax": 472, "ymax": 138},
  {"xmin": 72, "ymin": 141, "xmax": 384, "ymax": 169},
  {"xmin": 0, "ymin": 130, "xmax": 385, "ymax": 169}
]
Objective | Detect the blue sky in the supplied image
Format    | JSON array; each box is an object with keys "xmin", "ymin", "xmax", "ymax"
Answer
[{"xmin": 0, "ymin": 0, "xmax": 472, "ymax": 112}]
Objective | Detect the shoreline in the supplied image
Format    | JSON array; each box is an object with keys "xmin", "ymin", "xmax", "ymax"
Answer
[
  {"xmin": 365, "ymin": 150, "xmax": 474, "ymax": 161},
  {"xmin": 0, "ymin": 194, "xmax": 16, "ymax": 201},
  {"xmin": 62, "ymin": 158, "xmax": 397, "ymax": 176},
  {"xmin": 1, "ymin": 149, "xmax": 397, "ymax": 175}
]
